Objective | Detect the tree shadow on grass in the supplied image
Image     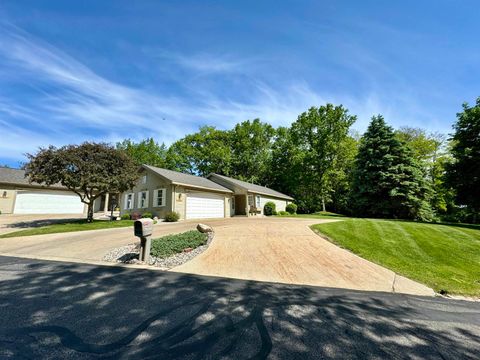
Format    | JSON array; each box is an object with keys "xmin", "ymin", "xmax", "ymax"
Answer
[{"xmin": 0, "ymin": 256, "xmax": 479, "ymax": 359}]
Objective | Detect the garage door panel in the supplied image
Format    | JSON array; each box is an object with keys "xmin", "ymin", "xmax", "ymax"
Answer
[
  {"xmin": 186, "ymin": 192, "xmax": 224, "ymax": 219},
  {"xmin": 14, "ymin": 191, "xmax": 84, "ymax": 214}
]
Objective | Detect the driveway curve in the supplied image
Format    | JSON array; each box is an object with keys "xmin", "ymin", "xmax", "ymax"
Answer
[{"xmin": 174, "ymin": 217, "xmax": 434, "ymax": 296}]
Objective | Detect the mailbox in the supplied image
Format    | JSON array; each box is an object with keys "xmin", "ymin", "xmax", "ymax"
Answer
[{"xmin": 134, "ymin": 218, "xmax": 154, "ymax": 237}]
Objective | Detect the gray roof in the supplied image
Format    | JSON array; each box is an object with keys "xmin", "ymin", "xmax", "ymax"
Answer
[
  {"xmin": 143, "ymin": 165, "xmax": 232, "ymax": 193},
  {"xmin": 208, "ymin": 173, "xmax": 294, "ymax": 200},
  {"xmin": 0, "ymin": 167, "xmax": 65, "ymax": 189}
]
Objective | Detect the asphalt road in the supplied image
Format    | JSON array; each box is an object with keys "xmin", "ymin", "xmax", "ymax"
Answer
[{"xmin": 0, "ymin": 256, "xmax": 478, "ymax": 359}]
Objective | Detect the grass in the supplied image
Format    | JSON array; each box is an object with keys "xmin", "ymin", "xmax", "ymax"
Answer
[
  {"xmin": 0, "ymin": 219, "xmax": 134, "ymax": 238},
  {"xmin": 150, "ymin": 230, "xmax": 208, "ymax": 258},
  {"xmin": 276, "ymin": 211, "xmax": 347, "ymax": 219},
  {"xmin": 312, "ymin": 218, "xmax": 480, "ymax": 297}
]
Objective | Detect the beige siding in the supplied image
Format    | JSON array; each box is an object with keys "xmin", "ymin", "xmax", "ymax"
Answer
[
  {"xmin": 120, "ymin": 170, "xmax": 173, "ymax": 219},
  {"xmin": 257, "ymin": 194, "xmax": 288, "ymax": 215},
  {"xmin": 0, "ymin": 187, "xmax": 16, "ymax": 214}
]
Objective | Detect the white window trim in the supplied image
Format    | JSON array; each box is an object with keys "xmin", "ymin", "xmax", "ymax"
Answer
[
  {"xmin": 255, "ymin": 195, "xmax": 261, "ymax": 208},
  {"xmin": 138, "ymin": 191, "xmax": 149, "ymax": 209},
  {"xmin": 124, "ymin": 193, "xmax": 134, "ymax": 210},
  {"xmin": 154, "ymin": 188, "xmax": 166, "ymax": 207}
]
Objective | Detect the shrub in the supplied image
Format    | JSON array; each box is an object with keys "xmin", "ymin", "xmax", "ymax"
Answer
[
  {"xmin": 142, "ymin": 212, "xmax": 153, "ymax": 219},
  {"xmin": 286, "ymin": 203, "xmax": 297, "ymax": 214},
  {"xmin": 150, "ymin": 230, "xmax": 207, "ymax": 258},
  {"xmin": 264, "ymin": 201, "xmax": 276, "ymax": 216},
  {"xmin": 165, "ymin": 211, "xmax": 180, "ymax": 222},
  {"xmin": 120, "ymin": 213, "xmax": 130, "ymax": 220},
  {"xmin": 278, "ymin": 211, "xmax": 289, "ymax": 215},
  {"xmin": 130, "ymin": 211, "xmax": 142, "ymax": 220}
]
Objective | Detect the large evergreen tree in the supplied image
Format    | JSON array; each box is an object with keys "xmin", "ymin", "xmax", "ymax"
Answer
[
  {"xmin": 350, "ymin": 116, "xmax": 433, "ymax": 220},
  {"xmin": 446, "ymin": 97, "xmax": 480, "ymax": 221}
]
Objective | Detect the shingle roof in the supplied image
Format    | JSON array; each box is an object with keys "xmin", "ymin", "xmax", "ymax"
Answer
[
  {"xmin": 0, "ymin": 167, "xmax": 65, "ymax": 189},
  {"xmin": 143, "ymin": 165, "xmax": 232, "ymax": 193},
  {"xmin": 208, "ymin": 173, "xmax": 294, "ymax": 200}
]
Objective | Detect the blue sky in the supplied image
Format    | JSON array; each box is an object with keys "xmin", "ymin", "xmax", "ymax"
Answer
[{"xmin": 0, "ymin": 1, "xmax": 479, "ymax": 167}]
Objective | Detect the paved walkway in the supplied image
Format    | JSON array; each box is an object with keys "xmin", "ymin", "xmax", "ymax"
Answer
[{"xmin": 0, "ymin": 217, "xmax": 434, "ymax": 295}]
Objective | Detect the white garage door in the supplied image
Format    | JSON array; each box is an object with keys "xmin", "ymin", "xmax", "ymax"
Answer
[
  {"xmin": 186, "ymin": 192, "xmax": 225, "ymax": 219},
  {"xmin": 14, "ymin": 190, "xmax": 85, "ymax": 214}
]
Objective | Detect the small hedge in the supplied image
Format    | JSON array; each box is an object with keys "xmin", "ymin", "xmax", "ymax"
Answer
[
  {"xmin": 120, "ymin": 213, "xmax": 131, "ymax": 220},
  {"xmin": 165, "ymin": 211, "xmax": 180, "ymax": 222},
  {"xmin": 286, "ymin": 203, "xmax": 297, "ymax": 214},
  {"xmin": 278, "ymin": 210, "xmax": 289, "ymax": 216},
  {"xmin": 264, "ymin": 201, "xmax": 276, "ymax": 216},
  {"xmin": 150, "ymin": 230, "xmax": 207, "ymax": 258},
  {"xmin": 142, "ymin": 212, "xmax": 153, "ymax": 219}
]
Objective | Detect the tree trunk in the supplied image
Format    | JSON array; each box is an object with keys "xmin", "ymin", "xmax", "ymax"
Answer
[
  {"xmin": 321, "ymin": 196, "xmax": 326, "ymax": 212},
  {"xmin": 87, "ymin": 202, "xmax": 94, "ymax": 223}
]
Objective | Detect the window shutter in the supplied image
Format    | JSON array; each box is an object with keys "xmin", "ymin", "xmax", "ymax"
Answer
[
  {"xmin": 124, "ymin": 194, "xmax": 128, "ymax": 210},
  {"xmin": 145, "ymin": 191, "xmax": 149, "ymax": 208}
]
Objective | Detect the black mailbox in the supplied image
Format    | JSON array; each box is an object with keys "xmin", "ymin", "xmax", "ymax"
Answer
[{"xmin": 134, "ymin": 218, "xmax": 154, "ymax": 237}]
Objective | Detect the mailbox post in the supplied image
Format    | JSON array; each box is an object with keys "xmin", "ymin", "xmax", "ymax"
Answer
[{"xmin": 134, "ymin": 218, "xmax": 154, "ymax": 263}]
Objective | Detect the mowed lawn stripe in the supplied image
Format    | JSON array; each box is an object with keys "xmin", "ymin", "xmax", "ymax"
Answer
[{"xmin": 312, "ymin": 219, "xmax": 480, "ymax": 296}]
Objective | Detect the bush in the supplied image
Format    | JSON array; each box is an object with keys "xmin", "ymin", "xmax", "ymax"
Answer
[
  {"xmin": 165, "ymin": 211, "xmax": 180, "ymax": 222},
  {"xmin": 278, "ymin": 211, "xmax": 289, "ymax": 215},
  {"xmin": 286, "ymin": 203, "xmax": 297, "ymax": 214},
  {"xmin": 142, "ymin": 212, "xmax": 153, "ymax": 219},
  {"xmin": 130, "ymin": 211, "xmax": 142, "ymax": 220},
  {"xmin": 120, "ymin": 213, "xmax": 130, "ymax": 220},
  {"xmin": 150, "ymin": 230, "xmax": 207, "ymax": 258},
  {"xmin": 264, "ymin": 201, "xmax": 276, "ymax": 216}
]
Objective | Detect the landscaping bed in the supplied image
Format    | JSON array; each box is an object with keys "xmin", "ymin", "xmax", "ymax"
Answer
[
  {"xmin": 312, "ymin": 218, "xmax": 480, "ymax": 297},
  {"xmin": 103, "ymin": 230, "xmax": 213, "ymax": 269}
]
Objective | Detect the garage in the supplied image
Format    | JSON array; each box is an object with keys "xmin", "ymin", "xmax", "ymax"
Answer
[
  {"xmin": 186, "ymin": 192, "xmax": 225, "ymax": 219},
  {"xmin": 14, "ymin": 190, "xmax": 85, "ymax": 214}
]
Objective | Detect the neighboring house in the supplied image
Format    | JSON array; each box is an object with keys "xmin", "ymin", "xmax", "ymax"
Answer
[
  {"xmin": 207, "ymin": 173, "xmax": 294, "ymax": 216},
  {"xmin": 0, "ymin": 167, "xmax": 116, "ymax": 215},
  {"xmin": 120, "ymin": 165, "xmax": 233, "ymax": 220},
  {"xmin": 0, "ymin": 167, "xmax": 86, "ymax": 215}
]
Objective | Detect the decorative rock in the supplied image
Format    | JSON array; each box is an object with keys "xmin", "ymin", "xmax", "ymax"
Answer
[
  {"xmin": 183, "ymin": 247, "xmax": 193, "ymax": 253},
  {"xmin": 197, "ymin": 223, "xmax": 213, "ymax": 233},
  {"xmin": 102, "ymin": 232, "xmax": 214, "ymax": 270}
]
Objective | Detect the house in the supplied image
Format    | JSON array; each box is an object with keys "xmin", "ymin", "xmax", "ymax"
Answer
[
  {"xmin": 120, "ymin": 165, "xmax": 233, "ymax": 220},
  {"xmin": 207, "ymin": 173, "xmax": 294, "ymax": 216},
  {"xmin": 0, "ymin": 167, "xmax": 86, "ymax": 215},
  {"xmin": 0, "ymin": 167, "xmax": 116, "ymax": 215}
]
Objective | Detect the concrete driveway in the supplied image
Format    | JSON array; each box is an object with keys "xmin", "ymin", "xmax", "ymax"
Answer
[{"xmin": 0, "ymin": 217, "xmax": 434, "ymax": 296}]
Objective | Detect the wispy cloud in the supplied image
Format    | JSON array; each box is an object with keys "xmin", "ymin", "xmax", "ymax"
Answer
[{"xmin": 0, "ymin": 22, "xmax": 436, "ymax": 165}]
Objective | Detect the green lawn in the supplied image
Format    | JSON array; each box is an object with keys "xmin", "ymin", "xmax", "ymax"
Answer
[
  {"xmin": 276, "ymin": 211, "xmax": 347, "ymax": 219},
  {"xmin": 0, "ymin": 219, "xmax": 134, "ymax": 238},
  {"xmin": 150, "ymin": 230, "xmax": 208, "ymax": 258},
  {"xmin": 312, "ymin": 219, "xmax": 480, "ymax": 297}
]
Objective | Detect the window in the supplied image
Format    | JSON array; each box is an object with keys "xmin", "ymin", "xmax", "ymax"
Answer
[
  {"xmin": 154, "ymin": 188, "xmax": 166, "ymax": 207},
  {"xmin": 124, "ymin": 193, "xmax": 134, "ymax": 210},
  {"xmin": 231, "ymin": 197, "xmax": 235, "ymax": 210},
  {"xmin": 256, "ymin": 195, "xmax": 261, "ymax": 208},
  {"xmin": 248, "ymin": 195, "xmax": 254, "ymax": 207},
  {"xmin": 141, "ymin": 175, "xmax": 147, "ymax": 184},
  {"xmin": 138, "ymin": 191, "xmax": 148, "ymax": 208}
]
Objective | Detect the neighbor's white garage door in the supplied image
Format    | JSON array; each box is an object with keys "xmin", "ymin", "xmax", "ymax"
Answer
[
  {"xmin": 186, "ymin": 192, "xmax": 225, "ymax": 219},
  {"xmin": 14, "ymin": 190, "xmax": 85, "ymax": 214}
]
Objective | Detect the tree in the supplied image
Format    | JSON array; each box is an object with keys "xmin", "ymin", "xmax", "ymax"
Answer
[
  {"xmin": 230, "ymin": 119, "xmax": 276, "ymax": 184},
  {"xmin": 446, "ymin": 97, "xmax": 480, "ymax": 222},
  {"xmin": 289, "ymin": 104, "xmax": 356, "ymax": 213},
  {"xmin": 166, "ymin": 126, "xmax": 232, "ymax": 176},
  {"xmin": 25, "ymin": 143, "xmax": 140, "ymax": 222},
  {"xmin": 350, "ymin": 116, "xmax": 433, "ymax": 220},
  {"xmin": 116, "ymin": 138, "xmax": 168, "ymax": 168},
  {"xmin": 396, "ymin": 127, "xmax": 450, "ymax": 213}
]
